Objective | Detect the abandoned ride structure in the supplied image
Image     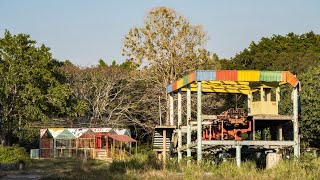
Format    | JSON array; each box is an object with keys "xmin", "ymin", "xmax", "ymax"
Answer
[{"xmin": 153, "ymin": 70, "xmax": 300, "ymax": 167}]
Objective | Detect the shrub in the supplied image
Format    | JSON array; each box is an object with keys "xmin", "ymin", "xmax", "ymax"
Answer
[{"xmin": 0, "ymin": 145, "xmax": 30, "ymax": 163}]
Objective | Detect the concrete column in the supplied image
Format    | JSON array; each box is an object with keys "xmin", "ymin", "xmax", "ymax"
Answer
[
  {"xmin": 186, "ymin": 85, "xmax": 191, "ymax": 157},
  {"xmin": 169, "ymin": 93, "xmax": 174, "ymax": 126},
  {"xmin": 277, "ymin": 125, "xmax": 283, "ymax": 141},
  {"xmin": 197, "ymin": 81, "xmax": 202, "ymax": 162},
  {"xmin": 247, "ymin": 92, "xmax": 251, "ymax": 115},
  {"xmin": 276, "ymin": 87, "xmax": 280, "ymax": 112},
  {"xmin": 293, "ymin": 85, "xmax": 300, "ymax": 158},
  {"xmin": 177, "ymin": 90, "xmax": 182, "ymax": 162},
  {"xmin": 236, "ymin": 145, "xmax": 242, "ymax": 167}
]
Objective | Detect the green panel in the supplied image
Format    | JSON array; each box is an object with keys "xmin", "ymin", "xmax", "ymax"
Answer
[
  {"xmin": 260, "ymin": 71, "xmax": 282, "ymax": 82},
  {"xmin": 182, "ymin": 75, "xmax": 189, "ymax": 86},
  {"xmin": 55, "ymin": 129, "xmax": 76, "ymax": 139}
]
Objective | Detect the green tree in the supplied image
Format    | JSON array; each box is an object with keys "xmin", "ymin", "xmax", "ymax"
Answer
[
  {"xmin": 300, "ymin": 65, "xmax": 320, "ymax": 147},
  {"xmin": 0, "ymin": 31, "xmax": 73, "ymax": 145}
]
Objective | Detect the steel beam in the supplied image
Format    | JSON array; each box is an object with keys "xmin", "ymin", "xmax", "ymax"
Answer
[{"xmin": 202, "ymin": 140, "xmax": 294, "ymax": 146}]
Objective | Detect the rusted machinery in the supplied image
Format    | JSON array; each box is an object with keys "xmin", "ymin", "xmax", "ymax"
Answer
[{"xmin": 202, "ymin": 108, "xmax": 252, "ymax": 141}]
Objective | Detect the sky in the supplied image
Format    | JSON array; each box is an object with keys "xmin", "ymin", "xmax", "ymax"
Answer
[{"xmin": 0, "ymin": 0, "xmax": 319, "ymax": 66}]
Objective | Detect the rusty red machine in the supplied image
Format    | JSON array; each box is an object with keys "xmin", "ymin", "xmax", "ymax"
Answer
[{"xmin": 202, "ymin": 108, "xmax": 253, "ymax": 141}]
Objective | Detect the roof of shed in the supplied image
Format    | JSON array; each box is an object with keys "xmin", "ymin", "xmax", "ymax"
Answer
[
  {"xmin": 109, "ymin": 134, "xmax": 137, "ymax": 142},
  {"xmin": 167, "ymin": 70, "xmax": 300, "ymax": 94}
]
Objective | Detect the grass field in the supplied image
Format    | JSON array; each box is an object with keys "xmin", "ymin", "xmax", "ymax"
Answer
[{"xmin": 2, "ymin": 152, "xmax": 320, "ymax": 180}]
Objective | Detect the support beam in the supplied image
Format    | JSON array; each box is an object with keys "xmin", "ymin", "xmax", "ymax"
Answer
[
  {"xmin": 202, "ymin": 140, "xmax": 294, "ymax": 146},
  {"xmin": 163, "ymin": 129, "xmax": 167, "ymax": 168},
  {"xmin": 236, "ymin": 145, "xmax": 242, "ymax": 167},
  {"xmin": 253, "ymin": 119, "xmax": 255, "ymax": 140},
  {"xmin": 169, "ymin": 93, "xmax": 174, "ymax": 126},
  {"xmin": 186, "ymin": 85, "xmax": 191, "ymax": 157},
  {"xmin": 177, "ymin": 90, "xmax": 182, "ymax": 162},
  {"xmin": 197, "ymin": 81, "xmax": 202, "ymax": 162},
  {"xmin": 293, "ymin": 85, "xmax": 300, "ymax": 158},
  {"xmin": 276, "ymin": 87, "xmax": 280, "ymax": 112},
  {"xmin": 248, "ymin": 92, "xmax": 252, "ymax": 115},
  {"xmin": 277, "ymin": 125, "xmax": 283, "ymax": 141}
]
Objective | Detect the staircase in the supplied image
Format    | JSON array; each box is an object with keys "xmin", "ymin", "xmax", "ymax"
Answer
[{"xmin": 152, "ymin": 130, "xmax": 172, "ymax": 152}]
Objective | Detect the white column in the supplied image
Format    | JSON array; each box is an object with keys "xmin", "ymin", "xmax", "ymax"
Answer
[
  {"xmin": 236, "ymin": 145, "xmax": 242, "ymax": 167},
  {"xmin": 169, "ymin": 93, "xmax": 174, "ymax": 126},
  {"xmin": 197, "ymin": 81, "xmax": 202, "ymax": 162},
  {"xmin": 293, "ymin": 85, "xmax": 299, "ymax": 158},
  {"xmin": 177, "ymin": 90, "xmax": 182, "ymax": 161},
  {"xmin": 186, "ymin": 85, "xmax": 191, "ymax": 157}
]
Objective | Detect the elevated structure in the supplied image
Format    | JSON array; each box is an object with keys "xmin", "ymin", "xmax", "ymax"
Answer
[{"xmin": 165, "ymin": 70, "xmax": 300, "ymax": 166}]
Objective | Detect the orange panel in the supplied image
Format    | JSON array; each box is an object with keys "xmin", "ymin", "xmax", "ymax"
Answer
[
  {"xmin": 286, "ymin": 71, "xmax": 299, "ymax": 87},
  {"xmin": 189, "ymin": 72, "xmax": 195, "ymax": 83},
  {"xmin": 281, "ymin": 71, "xmax": 287, "ymax": 82},
  {"xmin": 216, "ymin": 70, "xmax": 238, "ymax": 81},
  {"xmin": 172, "ymin": 81, "xmax": 177, "ymax": 92}
]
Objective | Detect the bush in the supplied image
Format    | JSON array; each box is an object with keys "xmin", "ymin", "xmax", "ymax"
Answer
[{"xmin": 0, "ymin": 145, "xmax": 30, "ymax": 163}]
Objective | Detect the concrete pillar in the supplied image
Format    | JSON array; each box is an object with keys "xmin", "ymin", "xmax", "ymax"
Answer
[
  {"xmin": 247, "ymin": 92, "xmax": 252, "ymax": 115},
  {"xmin": 169, "ymin": 93, "xmax": 174, "ymax": 126},
  {"xmin": 266, "ymin": 152, "xmax": 282, "ymax": 169},
  {"xmin": 197, "ymin": 81, "xmax": 202, "ymax": 162},
  {"xmin": 236, "ymin": 145, "xmax": 242, "ymax": 167},
  {"xmin": 177, "ymin": 90, "xmax": 182, "ymax": 162},
  {"xmin": 293, "ymin": 85, "xmax": 300, "ymax": 158},
  {"xmin": 186, "ymin": 85, "xmax": 191, "ymax": 157},
  {"xmin": 277, "ymin": 125, "xmax": 283, "ymax": 141},
  {"xmin": 187, "ymin": 85, "xmax": 191, "ymax": 157}
]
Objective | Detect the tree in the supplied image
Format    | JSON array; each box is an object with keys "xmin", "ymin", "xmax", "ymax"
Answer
[
  {"xmin": 0, "ymin": 31, "xmax": 73, "ymax": 145},
  {"xmin": 123, "ymin": 7, "xmax": 217, "ymax": 125},
  {"xmin": 300, "ymin": 65, "xmax": 320, "ymax": 147}
]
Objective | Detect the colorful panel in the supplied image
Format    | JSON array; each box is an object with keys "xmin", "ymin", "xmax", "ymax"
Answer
[
  {"xmin": 195, "ymin": 70, "xmax": 216, "ymax": 81},
  {"xmin": 286, "ymin": 71, "xmax": 299, "ymax": 87},
  {"xmin": 260, "ymin": 71, "xmax": 282, "ymax": 81},
  {"xmin": 238, "ymin": 70, "xmax": 260, "ymax": 81},
  {"xmin": 216, "ymin": 70, "xmax": 238, "ymax": 81}
]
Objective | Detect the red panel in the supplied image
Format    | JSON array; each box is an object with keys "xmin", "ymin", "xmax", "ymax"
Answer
[
  {"xmin": 216, "ymin": 70, "xmax": 238, "ymax": 81},
  {"xmin": 172, "ymin": 82, "xmax": 177, "ymax": 92}
]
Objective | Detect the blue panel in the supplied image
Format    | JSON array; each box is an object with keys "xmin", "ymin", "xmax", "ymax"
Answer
[
  {"xmin": 195, "ymin": 70, "xmax": 216, "ymax": 81},
  {"xmin": 167, "ymin": 84, "xmax": 172, "ymax": 93}
]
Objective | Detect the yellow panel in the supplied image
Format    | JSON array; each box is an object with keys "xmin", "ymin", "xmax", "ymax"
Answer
[
  {"xmin": 177, "ymin": 79, "xmax": 183, "ymax": 89},
  {"xmin": 238, "ymin": 70, "xmax": 260, "ymax": 81}
]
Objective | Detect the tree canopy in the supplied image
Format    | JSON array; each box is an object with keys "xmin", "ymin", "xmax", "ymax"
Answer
[{"xmin": 0, "ymin": 31, "xmax": 73, "ymax": 145}]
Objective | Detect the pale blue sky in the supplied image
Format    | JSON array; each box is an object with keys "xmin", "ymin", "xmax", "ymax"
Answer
[{"xmin": 1, "ymin": 0, "xmax": 319, "ymax": 66}]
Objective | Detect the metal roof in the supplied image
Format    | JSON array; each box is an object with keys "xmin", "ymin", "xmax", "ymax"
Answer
[
  {"xmin": 109, "ymin": 134, "xmax": 137, "ymax": 142},
  {"xmin": 167, "ymin": 70, "xmax": 300, "ymax": 94}
]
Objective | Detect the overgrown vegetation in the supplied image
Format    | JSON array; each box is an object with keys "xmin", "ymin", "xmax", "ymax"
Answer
[
  {"xmin": 2, "ymin": 152, "xmax": 314, "ymax": 179},
  {"xmin": 0, "ymin": 145, "xmax": 29, "ymax": 163}
]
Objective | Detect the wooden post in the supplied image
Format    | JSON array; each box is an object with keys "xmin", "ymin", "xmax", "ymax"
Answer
[
  {"xmin": 253, "ymin": 119, "xmax": 256, "ymax": 140},
  {"xmin": 163, "ymin": 129, "xmax": 167, "ymax": 168},
  {"xmin": 106, "ymin": 135, "xmax": 109, "ymax": 159},
  {"xmin": 135, "ymin": 142, "xmax": 137, "ymax": 155},
  {"xmin": 113, "ymin": 138, "xmax": 115, "ymax": 159},
  {"xmin": 221, "ymin": 120, "xmax": 224, "ymax": 140},
  {"xmin": 120, "ymin": 141, "xmax": 123, "ymax": 160}
]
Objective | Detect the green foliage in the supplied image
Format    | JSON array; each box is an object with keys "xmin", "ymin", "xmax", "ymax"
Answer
[
  {"xmin": 0, "ymin": 145, "xmax": 30, "ymax": 163},
  {"xmin": 225, "ymin": 31, "xmax": 320, "ymax": 74},
  {"xmin": 0, "ymin": 30, "xmax": 73, "ymax": 145},
  {"xmin": 300, "ymin": 64, "xmax": 320, "ymax": 147}
]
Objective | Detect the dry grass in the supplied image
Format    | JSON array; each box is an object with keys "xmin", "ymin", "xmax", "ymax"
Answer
[{"xmin": 10, "ymin": 152, "xmax": 320, "ymax": 180}]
